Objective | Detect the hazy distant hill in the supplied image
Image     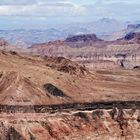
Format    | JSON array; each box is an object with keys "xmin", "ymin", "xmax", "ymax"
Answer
[
  {"xmin": 0, "ymin": 29, "xmax": 64, "ymax": 45},
  {"xmin": 104, "ymin": 23, "xmax": 140, "ymax": 41},
  {"xmin": 0, "ymin": 18, "xmax": 127, "ymax": 45}
]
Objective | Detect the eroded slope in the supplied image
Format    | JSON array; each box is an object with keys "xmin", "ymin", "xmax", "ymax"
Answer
[{"xmin": 0, "ymin": 51, "xmax": 139, "ymax": 105}]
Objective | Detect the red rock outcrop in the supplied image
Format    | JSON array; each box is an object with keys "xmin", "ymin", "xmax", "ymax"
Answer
[
  {"xmin": 0, "ymin": 107, "xmax": 139, "ymax": 140},
  {"xmin": 44, "ymin": 56, "xmax": 88, "ymax": 75}
]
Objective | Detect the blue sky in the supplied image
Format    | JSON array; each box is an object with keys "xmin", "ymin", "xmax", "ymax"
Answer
[{"xmin": 0, "ymin": 0, "xmax": 140, "ymax": 29}]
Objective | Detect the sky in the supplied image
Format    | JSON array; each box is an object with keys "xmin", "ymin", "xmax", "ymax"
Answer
[{"xmin": 0, "ymin": 0, "xmax": 140, "ymax": 29}]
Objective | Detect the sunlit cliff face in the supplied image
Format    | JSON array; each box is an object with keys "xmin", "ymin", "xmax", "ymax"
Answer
[{"xmin": 0, "ymin": 107, "xmax": 139, "ymax": 140}]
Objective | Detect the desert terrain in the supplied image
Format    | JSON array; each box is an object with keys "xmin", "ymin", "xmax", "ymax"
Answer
[
  {"xmin": 0, "ymin": 49, "xmax": 139, "ymax": 139},
  {"xmin": 0, "ymin": 0, "xmax": 139, "ymax": 139},
  {"xmin": 0, "ymin": 22, "xmax": 139, "ymax": 139}
]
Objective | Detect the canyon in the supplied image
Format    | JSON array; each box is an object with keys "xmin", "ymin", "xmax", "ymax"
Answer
[
  {"xmin": 0, "ymin": 27, "xmax": 139, "ymax": 139},
  {"xmin": 28, "ymin": 32, "xmax": 140, "ymax": 71},
  {"xmin": 0, "ymin": 50, "xmax": 139, "ymax": 139},
  {"xmin": 0, "ymin": 0, "xmax": 139, "ymax": 138}
]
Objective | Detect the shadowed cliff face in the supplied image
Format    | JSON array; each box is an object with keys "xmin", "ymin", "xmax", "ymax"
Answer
[
  {"xmin": 6, "ymin": 127, "xmax": 25, "ymax": 140},
  {"xmin": 65, "ymin": 34, "xmax": 102, "ymax": 42},
  {"xmin": 118, "ymin": 32, "xmax": 140, "ymax": 44},
  {"xmin": 65, "ymin": 34, "xmax": 103, "ymax": 48}
]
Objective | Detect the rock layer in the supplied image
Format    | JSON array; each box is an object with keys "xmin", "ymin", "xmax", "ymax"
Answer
[{"xmin": 0, "ymin": 107, "xmax": 139, "ymax": 140}]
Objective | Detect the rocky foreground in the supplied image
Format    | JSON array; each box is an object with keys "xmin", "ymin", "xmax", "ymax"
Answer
[{"xmin": 0, "ymin": 102, "xmax": 139, "ymax": 140}]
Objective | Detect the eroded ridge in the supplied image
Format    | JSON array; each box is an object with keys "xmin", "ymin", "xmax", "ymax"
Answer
[{"xmin": 0, "ymin": 102, "xmax": 139, "ymax": 140}]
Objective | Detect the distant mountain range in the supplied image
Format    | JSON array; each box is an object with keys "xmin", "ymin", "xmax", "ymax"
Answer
[
  {"xmin": 0, "ymin": 29, "xmax": 65, "ymax": 45},
  {"xmin": 104, "ymin": 23, "xmax": 140, "ymax": 41},
  {"xmin": 0, "ymin": 18, "xmax": 128, "ymax": 45}
]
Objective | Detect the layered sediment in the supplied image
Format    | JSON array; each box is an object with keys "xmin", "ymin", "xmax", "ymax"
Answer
[{"xmin": 0, "ymin": 103, "xmax": 139, "ymax": 140}]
